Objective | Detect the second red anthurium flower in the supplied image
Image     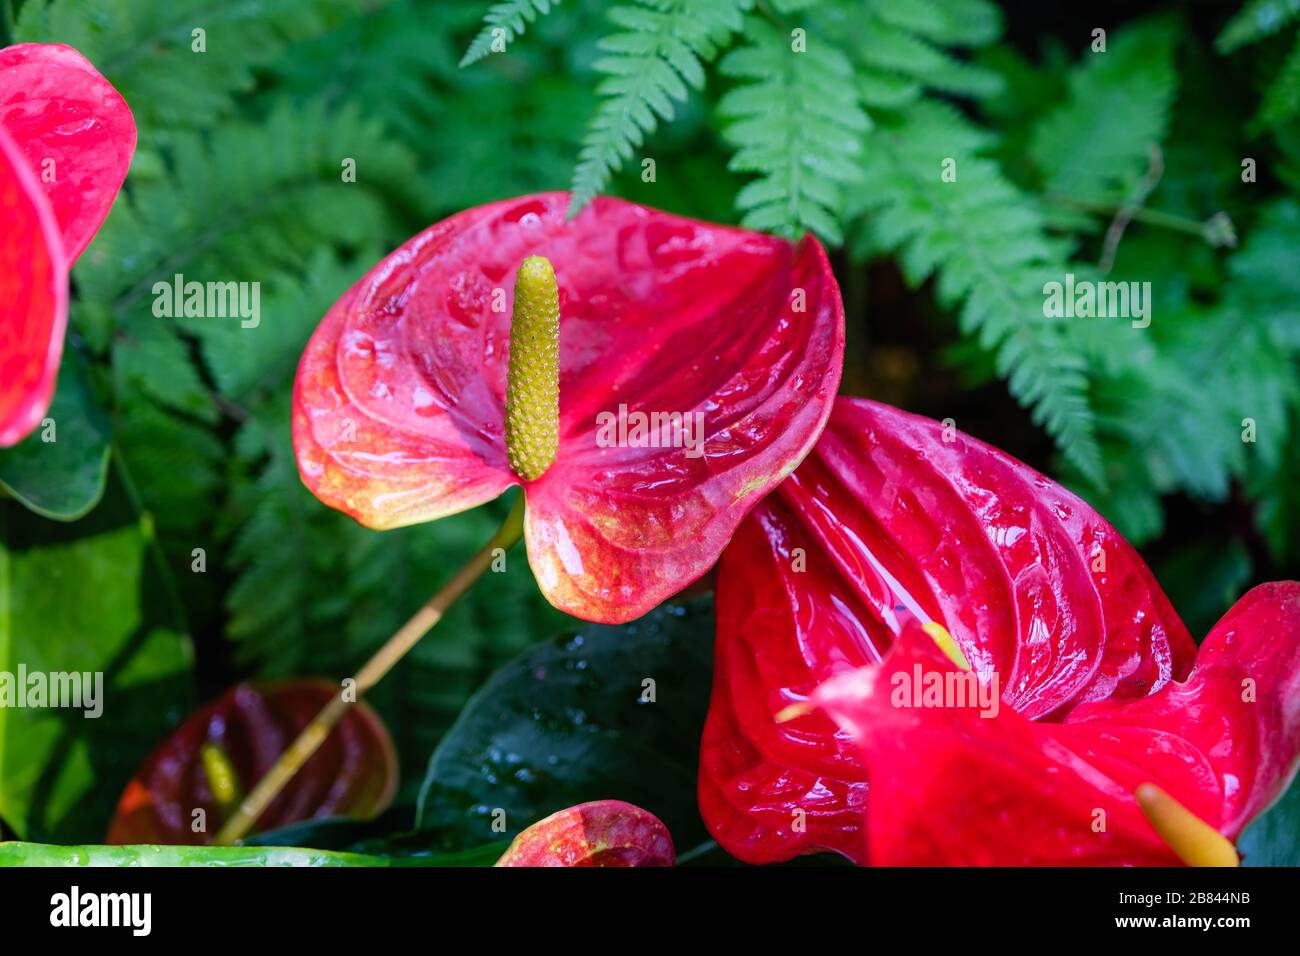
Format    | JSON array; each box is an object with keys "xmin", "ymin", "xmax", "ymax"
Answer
[
  {"xmin": 293, "ymin": 193, "xmax": 845, "ymax": 623},
  {"xmin": 700, "ymin": 398, "xmax": 1299, "ymax": 865},
  {"xmin": 0, "ymin": 43, "xmax": 136, "ymax": 446}
]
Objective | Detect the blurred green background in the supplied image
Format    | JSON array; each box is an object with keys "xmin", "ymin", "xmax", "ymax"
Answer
[{"xmin": 0, "ymin": 0, "xmax": 1297, "ymax": 858}]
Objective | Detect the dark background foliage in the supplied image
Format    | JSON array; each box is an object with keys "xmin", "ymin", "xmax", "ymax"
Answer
[{"xmin": 0, "ymin": 0, "xmax": 1296, "ymax": 861}]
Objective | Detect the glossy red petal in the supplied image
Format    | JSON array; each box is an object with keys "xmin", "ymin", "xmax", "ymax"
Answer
[
  {"xmin": 0, "ymin": 122, "xmax": 67, "ymax": 447},
  {"xmin": 809, "ymin": 626, "xmax": 1212, "ymax": 866},
  {"xmin": 1067, "ymin": 582, "xmax": 1300, "ymax": 839},
  {"xmin": 700, "ymin": 398, "xmax": 1195, "ymax": 863},
  {"xmin": 0, "ymin": 43, "xmax": 136, "ymax": 262},
  {"xmin": 293, "ymin": 193, "xmax": 843, "ymax": 623},
  {"xmin": 107, "ymin": 680, "xmax": 398, "ymax": 844},
  {"xmin": 495, "ymin": 800, "xmax": 675, "ymax": 867}
]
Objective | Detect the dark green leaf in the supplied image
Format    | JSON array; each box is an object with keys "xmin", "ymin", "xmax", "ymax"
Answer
[
  {"xmin": 416, "ymin": 600, "xmax": 714, "ymax": 852},
  {"xmin": 0, "ymin": 353, "xmax": 110, "ymax": 522},
  {"xmin": 0, "ymin": 840, "xmax": 483, "ymax": 867},
  {"xmin": 1238, "ymin": 776, "xmax": 1300, "ymax": 867}
]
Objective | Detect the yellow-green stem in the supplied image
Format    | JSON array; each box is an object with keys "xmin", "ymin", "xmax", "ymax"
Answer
[{"xmin": 213, "ymin": 494, "xmax": 527, "ymax": 845}]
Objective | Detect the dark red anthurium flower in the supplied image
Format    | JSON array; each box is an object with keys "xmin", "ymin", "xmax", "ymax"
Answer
[
  {"xmin": 107, "ymin": 680, "xmax": 398, "ymax": 845},
  {"xmin": 700, "ymin": 397, "xmax": 1224, "ymax": 864},
  {"xmin": 495, "ymin": 800, "xmax": 675, "ymax": 867},
  {"xmin": 807, "ymin": 584, "xmax": 1299, "ymax": 865},
  {"xmin": 0, "ymin": 43, "xmax": 136, "ymax": 447},
  {"xmin": 293, "ymin": 193, "xmax": 844, "ymax": 623}
]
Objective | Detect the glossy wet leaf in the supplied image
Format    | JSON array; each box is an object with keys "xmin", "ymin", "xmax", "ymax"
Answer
[
  {"xmin": 248, "ymin": 815, "xmax": 507, "ymax": 865},
  {"xmin": 0, "ymin": 841, "xmax": 489, "ymax": 867},
  {"xmin": 0, "ymin": 351, "xmax": 110, "ymax": 520},
  {"xmin": 416, "ymin": 600, "xmax": 713, "ymax": 851}
]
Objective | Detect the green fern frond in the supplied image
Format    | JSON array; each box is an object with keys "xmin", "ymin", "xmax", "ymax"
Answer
[
  {"xmin": 1254, "ymin": 31, "xmax": 1300, "ymax": 128},
  {"xmin": 719, "ymin": 16, "xmax": 869, "ymax": 243},
  {"xmin": 274, "ymin": 0, "xmax": 463, "ymax": 143},
  {"xmin": 1216, "ymin": 0, "xmax": 1300, "ymax": 53},
  {"xmin": 568, "ymin": 0, "xmax": 751, "ymax": 217},
  {"xmin": 1030, "ymin": 19, "xmax": 1179, "ymax": 210},
  {"xmin": 67, "ymin": 99, "xmax": 421, "ymax": 605},
  {"xmin": 1068, "ymin": 199, "xmax": 1300, "ymax": 540},
  {"xmin": 896, "ymin": 0, "xmax": 1004, "ymax": 47},
  {"xmin": 819, "ymin": 0, "xmax": 1004, "ymax": 110},
  {"xmin": 461, "ymin": 0, "xmax": 561, "ymax": 66},
  {"xmin": 850, "ymin": 102, "xmax": 1104, "ymax": 483},
  {"xmin": 75, "ymin": 100, "xmax": 419, "ymax": 312},
  {"xmin": 15, "ymin": 0, "xmax": 377, "ymax": 136},
  {"xmin": 271, "ymin": 1, "xmax": 588, "ymax": 209}
]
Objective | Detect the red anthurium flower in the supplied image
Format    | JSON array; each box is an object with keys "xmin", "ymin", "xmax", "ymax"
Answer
[
  {"xmin": 699, "ymin": 397, "xmax": 1204, "ymax": 864},
  {"xmin": 0, "ymin": 122, "xmax": 66, "ymax": 447},
  {"xmin": 0, "ymin": 44, "xmax": 137, "ymax": 259},
  {"xmin": 495, "ymin": 800, "xmax": 675, "ymax": 867},
  {"xmin": 0, "ymin": 42, "xmax": 136, "ymax": 447},
  {"xmin": 293, "ymin": 193, "xmax": 844, "ymax": 623},
  {"xmin": 807, "ymin": 583, "xmax": 1299, "ymax": 865},
  {"xmin": 107, "ymin": 680, "xmax": 398, "ymax": 845}
]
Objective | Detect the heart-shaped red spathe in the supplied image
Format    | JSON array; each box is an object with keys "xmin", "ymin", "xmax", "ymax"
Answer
[
  {"xmin": 0, "ymin": 122, "xmax": 67, "ymax": 447},
  {"xmin": 107, "ymin": 680, "xmax": 398, "ymax": 845},
  {"xmin": 0, "ymin": 43, "xmax": 137, "ymax": 262},
  {"xmin": 699, "ymin": 397, "xmax": 1197, "ymax": 864},
  {"xmin": 0, "ymin": 42, "xmax": 135, "ymax": 448},
  {"xmin": 495, "ymin": 800, "xmax": 675, "ymax": 867},
  {"xmin": 293, "ymin": 193, "xmax": 845, "ymax": 623},
  {"xmin": 810, "ymin": 583, "xmax": 1300, "ymax": 865}
]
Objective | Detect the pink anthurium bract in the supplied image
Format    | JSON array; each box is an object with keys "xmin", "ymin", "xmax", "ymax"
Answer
[
  {"xmin": 293, "ymin": 193, "xmax": 845, "ymax": 623},
  {"xmin": 0, "ymin": 42, "xmax": 136, "ymax": 446},
  {"xmin": 700, "ymin": 398, "xmax": 1299, "ymax": 865}
]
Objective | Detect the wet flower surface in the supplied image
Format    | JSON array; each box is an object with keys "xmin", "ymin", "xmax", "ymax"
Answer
[
  {"xmin": 0, "ymin": 43, "xmax": 135, "ymax": 447},
  {"xmin": 700, "ymin": 398, "xmax": 1226, "ymax": 864},
  {"xmin": 294, "ymin": 192, "xmax": 844, "ymax": 623},
  {"xmin": 808, "ymin": 583, "xmax": 1299, "ymax": 864},
  {"xmin": 495, "ymin": 799, "xmax": 675, "ymax": 867}
]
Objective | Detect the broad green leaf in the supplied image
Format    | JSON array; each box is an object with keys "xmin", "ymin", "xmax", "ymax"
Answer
[
  {"xmin": 0, "ymin": 840, "xmax": 497, "ymax": 867},
  {"xmin": 0, "ymin": 480, "xmax": 194, "ymax": 841},
  {"xmin": 1238, "ymin": 777, "xmax": 1300, "ymax": 867},
  {"xmin": 416, "ymin": 600, "xmax": 714, "ymax": 851},
  {"xmin": 248, "ymin": 814, "xmax": 507, "ymax": 865},
  {"xmin": 0, "ymin": 354, "xmax": 110, "ymax": 522}
]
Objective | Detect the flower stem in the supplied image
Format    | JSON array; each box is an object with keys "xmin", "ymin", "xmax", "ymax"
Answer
[{"xmin": 213, "ymin": 493, "xmax": 527, "ymax": 845}]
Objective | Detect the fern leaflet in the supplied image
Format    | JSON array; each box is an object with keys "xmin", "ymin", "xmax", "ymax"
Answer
[
  {"xmin": 568, "ymin": 0, "xmax": 751, "ymax": 217},
  {"xmin": 719, "ymin": 16, "xmax": 869, "ymax": 243},
  {"xmin": 1216, "ymin": 0, "xmax": 1300, "ymax": 53},
  {"xmin": 460, "ymin": 0, "xmax": 561, "ymax": 67},
  {"xmin": 1030, "ymin": 19, "xmax": 1179, "ymax": 212},
  {"xmin": 849, "ymin": 102, "xmax": 1104, "ymax": 483}
]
